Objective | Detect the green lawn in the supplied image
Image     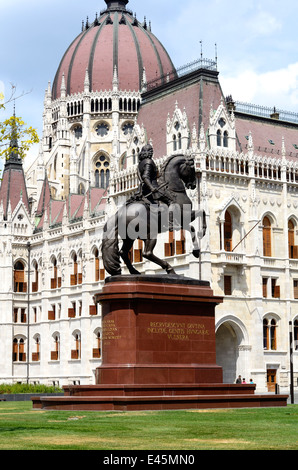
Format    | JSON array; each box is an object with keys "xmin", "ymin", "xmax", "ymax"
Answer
[{"xmin": 0, "ymin": 401, "xmax": 296, "ymax": 450}]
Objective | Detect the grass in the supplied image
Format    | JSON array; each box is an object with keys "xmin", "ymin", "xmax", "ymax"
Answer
[{"xmin": 0, "ymin": 401, "xmax": 296, "ymax": 450}]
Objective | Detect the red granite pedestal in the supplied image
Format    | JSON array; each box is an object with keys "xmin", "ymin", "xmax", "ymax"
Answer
[{"xmin": 32, "ymin": 276, "xmax": 288, "ymax": 410}]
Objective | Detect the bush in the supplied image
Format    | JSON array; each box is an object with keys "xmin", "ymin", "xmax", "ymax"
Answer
[{"xmin": 0, "ymin": 383, "xmax": 63, "ymax": 394}]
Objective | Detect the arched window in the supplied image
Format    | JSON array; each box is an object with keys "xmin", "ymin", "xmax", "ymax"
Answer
[
  {"xmin": 263, "ymin": 318, "xmax": 277, "ymax": 350},
  {"xmin": 70, "ymin": 253, "xmax": 78, "ymax": 286},
  {"xmin": 71, "ymin": 332, "xmax": 81, "ymax": 360},
  {"xmin": 93, "ymin": 331, "xmax": 101, "ymax": 358},
  {"xmin": 178, "ymin": 133, "xmax": 182, "ymax": 150},
  {"xmin": 51, "ymin": 334, "xmax": 60, "ymax": 361},
  {"xmin": 94, "ymin": 248, "xmax": 105, "ymax": 282},
  {"xmin": 51, "ymin": 257, "xmax": 58, "ymax": 289},
  {"xmin": 288, "ymin": 219, "xmax": 297, "ymax": 259},
  {"xmin": 13, "ymin": 337, "xmax": 26, "ymax": 362},
  {"xmin": 32, "ymin": 336, "xmax": 40, "ymax": 362},
  {"xmin": 94, "ymin": 248, "xmax": 100, "ymax": 282},
  {"xmin": 173, "ymin": 135, "xmax": 177, "ymax": 151},
  {"xmin": 78, "ymin": 183, "xmax": 85, "ymax": 195},
  {"xmin": 224, "ymin": 211, "xmax": 232, "ymax": 252},
  {"xmin": 223, "ymin": 131, "xmax": 228, "ymax": 148},
  {"xmin": 32, "ymin": 261, "xmax": 39, "ymax": 293},
  {"xmin": 217, "ymin": 130, "xmax": 222, "ymax": 146},
  {"xmin": 95, "ymin": 169, "xmax": 100, "ymax": 188},
  {"xmin": 263, "ymin": 217, "xmax": 272, "ymax": 257},
  {"xmin": 119, "ymin": 154, "xmax": 127, "ymax": 171},
  {"xmin": 14, "ymin": 261, "xmax": 26, "ymax": 293},
  {"xmin": 94, "ymin": 155, "xmax": 110, "ymax": 189}
]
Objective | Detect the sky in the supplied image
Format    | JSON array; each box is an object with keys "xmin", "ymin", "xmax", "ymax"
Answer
[{"xmin": 1, "ymin": 0, "xmax": 298, "ymax": 168}]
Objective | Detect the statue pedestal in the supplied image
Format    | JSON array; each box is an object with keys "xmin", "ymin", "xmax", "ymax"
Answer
[
  {"xmin": 96, "ymin": 275, "xmax": 223, "ymax": 386},
  {"xmin": 32, "ymin": 276, "xmax": 288, "ymax": 410}
]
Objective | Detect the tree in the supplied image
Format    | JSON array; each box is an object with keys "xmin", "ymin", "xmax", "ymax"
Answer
[{"xmin": 0, "ymin": 86, "xmax": 39, "ymax": 162}]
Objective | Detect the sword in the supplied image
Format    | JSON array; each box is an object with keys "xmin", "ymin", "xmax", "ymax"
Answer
[{"xmin": 144, "ymin": 181, "xmax": 169, "ymax": 199}]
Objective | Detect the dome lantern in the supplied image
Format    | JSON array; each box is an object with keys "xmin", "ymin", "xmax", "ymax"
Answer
[{"xmin": 104, "ymin": 0, "xmax": 129, "ymax": 11}]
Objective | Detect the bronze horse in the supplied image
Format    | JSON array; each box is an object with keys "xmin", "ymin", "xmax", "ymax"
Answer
[{"xmin": 102, "ymin": 154, "xmax": 206, "ymax": 276}]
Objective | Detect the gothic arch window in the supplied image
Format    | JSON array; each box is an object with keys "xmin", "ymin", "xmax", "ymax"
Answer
[
  {"xmin": 78, "ymin": 183, "xmax": 85, "ymax": 195},
  {"xmin": 119, "ymin": 154, "xmax": 127, "ymax": 171},
  {"xmin": 217, "ymin": 130, "xmax": 222, "ymax": 146},
  {"xmin": 263, "ymin": 318, "xmax": 277, "ymax": 350},
  {"xmin": 14, "ymin": 261, "xmax": 26, "ymax": 293},
  {"xmin": 70, "ymin": 252, "xmax": 82, "ymax": 286},
  {"xmin": 288, "ymin": 219, "xmax": 298, "ymax": 259},
  {"xmin": 71, "ymin": 331, "xmax": 81, "ymax": 360},
  {"xmin": 32, "ymin": 335, "xmax": 40, "ymax": 362},
  {"xmin": 173, "ymin": 134, "xmax": 177, "ymax": 151},
  {"xmin": 224, "ymin": 211, "xmax": 232, "ymax": 252},
  {"xmin": 13, "ymin": 337, "xmax": 26, "ymax": 362},
  {"xmin": 32, "ymin": 260, "xmax": 39, "ymax": 293},
  {"xmin": 132, "ymin": 150, "xmax": 136, "ymax": 165},
  {"xmin": 51, "ymin": 256, "xmax": 60, "ymax": 289},
  {"xmin": 51, "ymin": 334, "xmax": 60, "ymax": 361},
  {"xmin": 94, "ymin": 154, "xmax": 110, "ymax": 189},
  {"xmin": 93, "ymin": 248, "xmax": 105, "ymax": 281},
  {"xmin": 178, "ymin": 133, "xmax": 182, "ymax": 150},
  {"xmin": 263, "ymin": 217, "xmax": 272, "ymax": 257},
  {"xmin": 223, "ymin": 131, "xmax": 228, "ymax": 148},
  {"xmin": 93, "ymin": 329, "xmax": 101, "ymax": 358}
]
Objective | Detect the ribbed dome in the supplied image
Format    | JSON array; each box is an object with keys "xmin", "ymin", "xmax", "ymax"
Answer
[{"xmin": 52, "ymin": 0, "xmax": 176, "ymax": 100}]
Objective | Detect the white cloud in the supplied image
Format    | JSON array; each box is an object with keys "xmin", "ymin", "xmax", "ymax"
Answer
[
  {"xmin": 221, "ymin": 62, "xmax": 298, "ymax": 111},
  {"xmin": 247, "ymin": 10, "xmax": 282, "ymax": 37}
]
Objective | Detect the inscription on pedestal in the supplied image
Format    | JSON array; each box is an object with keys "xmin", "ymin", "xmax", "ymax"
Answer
[
  {"xmin": 147, "ymin": 321, "xmax": 210, "ymax": 341},
  {"xmin": 102, "ymin": 319, "xmax": 121, "ymax": 342}
]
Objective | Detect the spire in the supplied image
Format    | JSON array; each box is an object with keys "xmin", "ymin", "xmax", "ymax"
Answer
[
  {"xmin": 5, "ymin": 105, "xmax": 22, "ymax": 168},
  {"xmin": 0, "ymin": 106, "xmax": 30, "ymax": 219},
  {"xmin": 36, "ymin": 173, "xmax": 51, "ymax": 218}
]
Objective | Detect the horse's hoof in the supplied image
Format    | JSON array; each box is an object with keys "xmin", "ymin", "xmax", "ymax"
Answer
[
  {"xmin": 166, "ymin": 268, "xmax": 177, "ymax": 275},
  {"xmin": 192, "ymin": 249, "xmax": 201, "ymax": 258},
  {"xmin": 130, "ymin": 269, "xmax": 141, "ymax": 275}
]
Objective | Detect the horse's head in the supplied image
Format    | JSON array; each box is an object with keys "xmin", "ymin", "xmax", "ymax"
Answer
[
  {"xmin": 179, "ymin": 157, "xmax": 196, "ymax": 190},
  {"xmin": 160, "ymin": 154, "xmax": 197, "ymax": 193}
]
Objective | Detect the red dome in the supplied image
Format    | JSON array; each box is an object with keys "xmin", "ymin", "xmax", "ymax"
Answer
[{"xmin": 52, "ymin": 1, "xmax": 176, "ymax": 99}]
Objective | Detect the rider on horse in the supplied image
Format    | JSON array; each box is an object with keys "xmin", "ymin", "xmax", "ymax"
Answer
[{"xmin": 135, "ymin": 144, "xmax": 174, "ymax": 207}]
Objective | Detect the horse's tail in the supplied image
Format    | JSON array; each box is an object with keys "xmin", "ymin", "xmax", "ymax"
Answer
[{"xmin": 102, "ymin": 213, "xmax": 121, "ymax": 276}]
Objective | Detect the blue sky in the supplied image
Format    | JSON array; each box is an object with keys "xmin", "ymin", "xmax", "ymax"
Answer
[{"xmin": 1, "ymin": 0, "xmax": 298, "ymax": 167}]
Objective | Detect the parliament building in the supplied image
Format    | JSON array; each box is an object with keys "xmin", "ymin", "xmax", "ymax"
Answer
[{"xmin": 1, "ymin": 0, "xmax": 297, "ymax": 394}]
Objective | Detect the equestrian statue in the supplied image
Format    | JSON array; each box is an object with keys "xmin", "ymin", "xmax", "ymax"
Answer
[{"xmin": 102, "ymin": 144, "xmax": 206, "ymax": 276}]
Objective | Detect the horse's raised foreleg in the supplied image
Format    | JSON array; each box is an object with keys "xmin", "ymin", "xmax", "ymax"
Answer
[
  {"xmin": 143, "ymin": 238, "xmax": 177, "ymax": 274},
  {"xmin": 185, "ymin": 209, "xmax": 206, "ymax": 258},
  {"xmin": 120, "ymin": 238, "xmax": 141, "ymax": 275}
]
